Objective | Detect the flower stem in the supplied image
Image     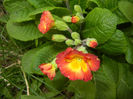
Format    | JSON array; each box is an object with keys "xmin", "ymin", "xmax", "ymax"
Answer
[{"xmin": 67, "ymin": 27, "xmax": 73, "ymax": 33}]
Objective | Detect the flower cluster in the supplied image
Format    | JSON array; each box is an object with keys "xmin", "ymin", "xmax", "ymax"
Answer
[{"xmin": 38, "ymin": 7, "xmax": 100, "ymax": 82}]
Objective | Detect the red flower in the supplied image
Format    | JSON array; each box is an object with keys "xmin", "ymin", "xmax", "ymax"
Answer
[
  {"xmin": 71, "ymin": 16, "xmax": 80, "ymax": 23},
  {"xmin": 56, "ymin": 48, "xmax": 100, "ymax": 82},
  {"xmin": 38, "ymin": 11, "xmax": 55, "ymax": 34},
  {"xmin": 39, "ymin": 63, "xmax": 56, "ymax": 80}
]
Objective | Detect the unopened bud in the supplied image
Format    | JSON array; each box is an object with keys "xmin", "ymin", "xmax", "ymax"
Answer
[
  {"xmin": 65, "ymin": 39, "xmax": 74, "ymax": 46},
  {"xmin": 52, "ymin": 34, "xmax": 67, "ymax": 42},
  {"xmin": 77, "ymin": 46, "xmax": 88, "ymax": 53},
  {"xmin": 86, "ymin": 38, "xmax": 98, "ymax": 48},
  {"xmin": 71, "ymin": 32, "xmax": 80, "ymax": 39},
  {"xmin": 74, "ymin": 39, "xmax": 81, "ymax": 45},
  {"xmin": 62, "ymin": 16, "xmax": 72, "ymax": 22},
  {"xmin": 71, "ymin": 16, "xmax": 80, "ymax": 23},
  {"xmin": 74, "ymin": 5, "xmax": 82, "ymax": 13},
  {"xmin": 55, "ymin": 20, "xmax": 68, "ymax": 31}
]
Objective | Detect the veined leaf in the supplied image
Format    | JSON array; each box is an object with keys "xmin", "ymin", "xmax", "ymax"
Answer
[
  {"xmin": 118, "ymin": 1, "xmax": 133, "ymax": 23},
  {"xmin": 4, "ymin": 0, "xmax": 35, "ymax": 22},
  {"xmin": 22, "ymin": 42, "xmax": 66, "ymax": 74},
  {"xmin": 98, "ymin": 30, "xmax": 128, "ymax": 55},
  {"xmin": 6, "ymin": 20, "xmax": 43, "ymax": 41},
  {"xmin": 83, "ymin": 8, "xmax": 117, "ymax": 44}
]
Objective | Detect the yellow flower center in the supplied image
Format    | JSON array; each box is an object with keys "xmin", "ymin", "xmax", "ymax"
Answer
[{"xmin": 68, "ymin": 57, "xmax": 88, "ymax": 72}]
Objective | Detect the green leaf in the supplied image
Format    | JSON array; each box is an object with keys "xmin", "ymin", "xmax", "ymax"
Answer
[
  {"xmin": 89, "ymin": 0, "xmax": 128, "ymax": 24},
  {"xmin": 98, "ymin": 30, "xmax": 128, "ymax": 55},
  {"xmin": 4, "ymin": 0, "xmax": 35, "ymax": 22},
  {"xmin": 21, "ymin": 95, "xmax": 44, "ymax": 99},
  {"xmin": 29, "ymin": 7, "xmax": 56, "ymax": 16},
  {"xmin": 69, "ymin": 0, "xmax": 89, "ymax": 10},
  {"xmin": 67, "ymin": 80, "xmax": 96, "ymax": 99},
  {"xmin": 6, "ymin": 20, "xmax": 43, "ymax": 41},
  {"xmin": 94, "ymin": 55, "xmax": 133, "ymax": 99},
  {"xmin": 118, "ymin": 1, "xmax": 133, "ymax": 23},
  {"xmin": 22, "ymin": 42, "xmax": 66, "ymax": 74},
  {"xmin": 4, "ymin": 0, "xmax": 23, "ymax": 13},
  {"xmin": 0, "ymin": 14, "xmax": 9, "ymax": 23},
  {"xmin": 45, "ymin": 72, "xmax": 68, "ymax": 91},
  {"xmin": 125, "ymin": 43, "xmax": 133, "ymax": 64},
  {"xmin": 83, "ymin": 8, "xmax": 117, "ymax": 44},
  {"xmin": 27, "ymin": 0, "xmax": 54, "ymax": 8},
  {"xmin": 10, "ymin": 1, "xmax": 35, "ymax": 22},
  {"xmin": 94, "ymin": 67, "xmax": 116, "ymax": 99}
]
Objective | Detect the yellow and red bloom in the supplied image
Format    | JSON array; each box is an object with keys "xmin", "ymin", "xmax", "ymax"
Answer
[
  {"xmin": 71, "ymin": 16, "xmax": 80, "ymax": 23},
  {"xmin": 38, "ymin": 11, "xmax": 55, "ymax": 34},
  {"xmin": 39, "ymin": 63, "xmax": 56, "ymax": 80},
  {"xmin": 56, "ymin": 48, "xmax": 100, "ymax": 82}
]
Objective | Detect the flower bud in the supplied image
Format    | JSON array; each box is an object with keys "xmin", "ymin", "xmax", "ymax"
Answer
[
  {"xmin": 74, "ymin": 39, "xmax": 81, "ymax": 45},
  {"xmin": 71, "ymin": 16, "xmax": 80, "ymax": 23},
  {"xmin": 74, "ymin": 5, "xmax": 82, "ymax": 13},
  {"xmin": 86, "ymin": 38, "xmax": 98, "ymax": 48},
  {"xmin": 65, "ymin": 39, "xmax": 74, "ymax": 46},
  {"xmin": 62, "ymin": 16, "xmax": 72, "ymax": 22},
  {"xmin": 71, "ymin": 32, "xmax": 80, "ymax": 39},
  {"xmin": 77, "ymin": 45, "xmax": 88, "ymax": 53},
  {"xmin": 52, "ymin": 34, "xmax": 67, "ymax": 42},
  {"xmin": 55, "ymin": 20, "xmax": 69, "ymax": 31}
]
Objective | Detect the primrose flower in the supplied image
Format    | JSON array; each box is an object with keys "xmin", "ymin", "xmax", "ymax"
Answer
[
  {"xmin": 39, "ymin": 63, "xmax": 56, "ymax": 80},
  {"xmin": 56, "ymin": 48, "xmax": 100, "ymax": 82},
  {"xmin": 71, "ymin": 16, "xmax": 80, "ymax": 23},
  {"xmin": 38, "ymin": 11, "xmax": 55, "ymax": 34}
]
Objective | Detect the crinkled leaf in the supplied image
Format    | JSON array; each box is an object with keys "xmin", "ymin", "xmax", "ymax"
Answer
[
  {"xmin": 125, "ymin": 43, "xmax": 133, "ymax": 64},
  {"xmin": 22, "ymin": 42, "xmax": 66, "ymax": 74},
  {"xmin": 6, "ymin": 20, "xmax": 43, "ymax": 41},
  {"xmin": 67, "ymin": 81, "xmax": 96, "ymax": 99},
  {"xmin": 98, "ymin": 30, "xmax": 128, "ymax": 55},
  {"xmin": 4, "ymin": 0, "xmax": 35, "ymax": 22},
  {"xmin": 89, "ymin": 0, "xmax": 128, "ymax": 24},
  {"xmin": 27, "ymin": 0, "xmax": 54, "ymax": 8},
  {"xmin": 118, "ymin": 1, "xmax": 133, "ymax": 23},
  {"xmin": 83, "ymin": 8, "xmax": 117, "ymax": 44}
]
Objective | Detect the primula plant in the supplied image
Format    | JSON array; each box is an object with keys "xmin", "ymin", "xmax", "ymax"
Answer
[{"xmin": 1, "ymin": 0, "xmax": 133, "ymax": 99}]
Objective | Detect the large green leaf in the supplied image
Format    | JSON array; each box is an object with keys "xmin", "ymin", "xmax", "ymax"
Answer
[
  {"xmin": 6, "ymin": 20, "xmax": 43, "ymax": 41},
  {"xmin": 125, "ymin": 43, "xmax": 133, "ymax": 64},
  {"xmin": 89, "ymin": 0, "xmax": 128, "ymax": 24},
  {"xmin": 95, "ymin": 56, "xmax": 133, "ymax": 99},
  {"xmin": 29, "ymin": 7, "xmax": 56, "ymax": 16},
  {"xmin": 45, "ymin": 72, "xmax": 68, "ymax": 91},
  {"xmin": 22, "ymin": 42, "xmax": 66, "ymax": 74},
  {"xmin": 118, "ymin": 1, "xmax": 133, "ymax": 23},
  {"xmin": 97, "ymin": 30, "xmax": 128, "ymax": 55},
  {"xmin": 69, "ymin": 0, "xmax": 89, "ymax": 10},
  {"xmin": 4, "ymin": 0, "xmax": 23, "ymax": 13},
  {"xmin": 67, "ymin": 81, "xmax": 96, "ymax": 99},
  {"xmin": 27, "ymin": 0, "xmax": 54, "ymax": 8},
  {"xmin": 4, "ymin": 0, "xmax": 35, "ymax": 22},
  {"xmin": 82, "ymin": 8, "xmax": 117, "ymax": 44}
]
